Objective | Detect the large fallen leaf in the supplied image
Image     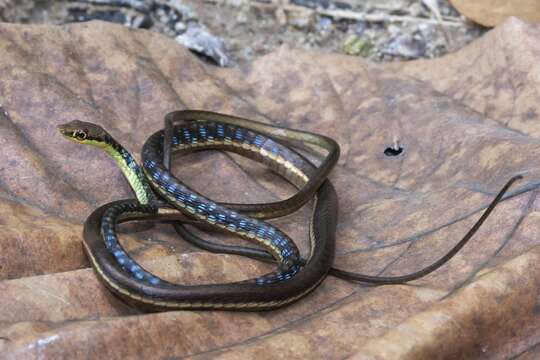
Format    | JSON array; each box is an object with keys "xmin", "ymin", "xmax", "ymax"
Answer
[
  {"xmin": 450, "ymin": 0, "xmax": 540, "ymax": 26},
  {"xmin": 1, "ymin": 18, "xmax": 540, "ymax": 359}
]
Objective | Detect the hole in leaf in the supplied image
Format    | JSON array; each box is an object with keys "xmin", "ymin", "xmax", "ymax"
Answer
[{"xmin": 384, "ymin": 146, "xmax": 403, "ymax": 156}]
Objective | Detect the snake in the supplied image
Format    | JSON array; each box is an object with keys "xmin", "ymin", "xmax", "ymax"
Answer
[{"xmin": 58, "ymin": 110, "xmax": 521, "ymax": 311}]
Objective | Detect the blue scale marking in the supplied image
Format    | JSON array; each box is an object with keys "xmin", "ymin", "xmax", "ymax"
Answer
[
  {"xmin": 238, "ymin": 220, "xmax": 247, "ymax": 229},
  {"xmin": 217, "ymin": 124, "xmax": 225, "ymax": 138},
  {"xmin": 235, "ymin": 129, "xmax": 243, "ymax": 141},
  {"xmin": 105, "ymin": 235, "xmax": 115, "ymax": 247},
  {"xmin": 254, "ymin": 135, "xmax": 264, "ymax": 147},
  {"xmin": 242, "ymin": 222, "xmax": 255, "ymax": 232},
  {"xmin": 182, "ymin": 130, "xmax": 191, "ymax": 144},
  {"xmin": 199, "ymin": 126, "xmax": 207, "ymax": 140},
  {"xmin": 144, "ymin": 159, "xmax": 156, "ymax": 169},
  {"xmin": 256, "ymin": 267, "xmax": 300, "ymax": 285}
]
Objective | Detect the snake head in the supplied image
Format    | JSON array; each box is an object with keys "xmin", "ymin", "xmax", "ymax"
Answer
[{"xmin": 57, "ymin": 120, "xmax": 110, "ymax": 147}]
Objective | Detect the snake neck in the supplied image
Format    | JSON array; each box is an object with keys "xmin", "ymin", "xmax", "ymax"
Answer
[{"xmin": 102, "ymin": 138, "xmax": 156, "ymax": 205}]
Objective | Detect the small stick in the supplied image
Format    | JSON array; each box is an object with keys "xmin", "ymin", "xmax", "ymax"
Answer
[
  {"xmin": 244, "ymin": 1, "xmax": 464, "ymax": 27},
  {"xmin": 421, "ymin": 0, "xmax": 452, "ymax": 46}
]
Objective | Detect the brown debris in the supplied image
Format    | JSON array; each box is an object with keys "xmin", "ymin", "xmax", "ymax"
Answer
[{"xmin": 450, "ymin": 0, "xmax": 540, "ymax": 27}]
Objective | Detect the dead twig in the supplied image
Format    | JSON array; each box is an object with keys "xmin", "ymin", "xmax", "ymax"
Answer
[
  {"xmin": 421, "ymin": 0, "xmax": 452, "ymax": 46},
  {"xmin": 246, "ymin": 1, "xmax": 464, "ymax": 27}
]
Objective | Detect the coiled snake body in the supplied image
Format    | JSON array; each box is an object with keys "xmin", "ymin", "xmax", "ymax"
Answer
[{"xmin": 58, "ymin": 110, "xmax": 520, "ymax": 311}]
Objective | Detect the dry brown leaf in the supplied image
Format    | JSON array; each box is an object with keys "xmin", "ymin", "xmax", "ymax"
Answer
[
  {"xmin": 390, "ymin": 17, "xmax": 540, "ymax": 138},
  {"xmin": 1, "ymin": 19, "xmax": 540, "ymax": 359},
  {"xmin": 450, "ymin": 0, "xmax": 540, "ymax": 27}
]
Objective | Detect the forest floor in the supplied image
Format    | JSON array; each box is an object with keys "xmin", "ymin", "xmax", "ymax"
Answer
[{"xmin": 0, "ymin": 0, "xmax": 486, "ymax": 66}]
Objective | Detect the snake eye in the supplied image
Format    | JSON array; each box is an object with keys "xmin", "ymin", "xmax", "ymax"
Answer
[{"xmin": 73, "ymin": 130, "xmax": 87, "ymax": 140}]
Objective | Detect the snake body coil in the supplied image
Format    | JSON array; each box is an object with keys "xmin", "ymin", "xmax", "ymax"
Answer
[
  {"xmin": 60, "ymin": 115, "xmax": 337, "ymax": 310},
  {"xmin": 59, "ymin": 110, "xmax": 521, "ymax": 311}
]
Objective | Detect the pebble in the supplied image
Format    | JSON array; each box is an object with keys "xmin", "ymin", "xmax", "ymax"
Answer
[{"xmin": 384, "ymin": 34, "xmax": 426, "ymax": 59}]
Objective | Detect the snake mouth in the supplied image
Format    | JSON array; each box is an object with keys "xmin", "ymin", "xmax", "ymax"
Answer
[
  {"xmin": 57, "ymin": 124, "xmax": 71, "ymax": 136},
  {"xmin": 57, "ymin": 125, "xmax": 80, "ymax": 143},
  {"xmin": 57, "ymin": 120, "xmax": 93, "ymax": 143}
]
